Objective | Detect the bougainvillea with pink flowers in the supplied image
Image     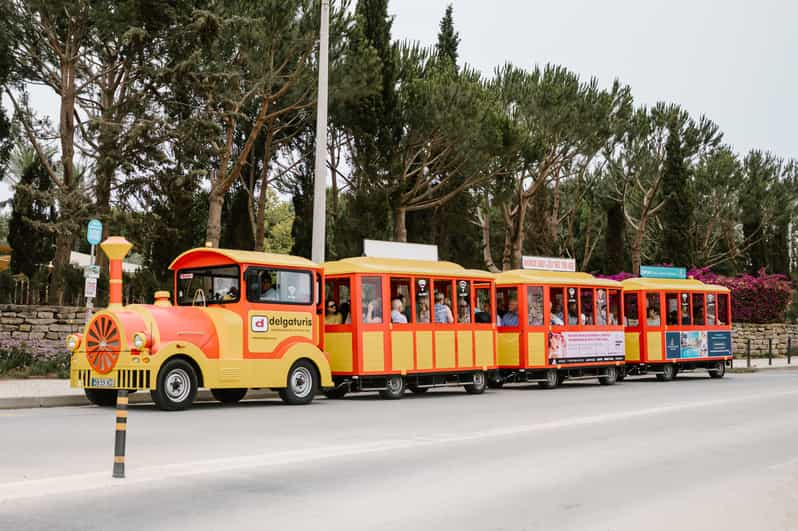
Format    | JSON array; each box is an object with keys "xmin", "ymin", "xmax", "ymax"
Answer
[{"xmin": 598, "ymin": 267, "xmax": 793, "ymax": 323}]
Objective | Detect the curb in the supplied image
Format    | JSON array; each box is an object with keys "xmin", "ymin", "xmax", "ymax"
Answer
[
  {"xmin": 0, "ymin": 389, "xmax": 278, "ymax": 410},
  {"xmin": 728, "ymin": 364, "xmax": 798, "ymax": 374}
]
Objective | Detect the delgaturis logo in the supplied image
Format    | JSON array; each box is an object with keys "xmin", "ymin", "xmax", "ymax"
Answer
[{"xmin": 251, "ymin": 314, "xmax": 313, "ymax": 332}]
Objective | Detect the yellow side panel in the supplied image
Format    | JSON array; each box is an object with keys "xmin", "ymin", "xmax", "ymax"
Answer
[
  {"xmin": 324, "ymin": 332, "xmax": 353, "ymax": 372},
  {"xmin": 201, "ymin": 308, "xmax": 243, "ymax": 360},
  {"xmin": 527, "ymin": 332, "xmax": 546, "ymax": 367},
  {"xmin": 647, "ymin": 332, "xmax": 663, "ymax": 361},
  {"xmin": 391, "ymin": 331, "xmax": 414, "ymax": 371},
  {"xmin": 435, "ymin": 331, "xmax": 456, "ymax": 369},
  {"xmin": 416, "ymin": 331, "xmax": 433, "ymax": 370},
  {"xmin": 474, "ymin": 331, "xmax": 494, "ymax": 367},
  {"xmin": 457, "ymin": 331, "xmax": 474, "ymax": 368},
  {"xmin": 248, "ymin": 310, "xmax": 314, "ymax": 354},
  {"xmin": 362, "ymin": 331, "xmax": 385, "ymax": 372},
  {"xmin": 625, "ymin": 333, "xmax": 640, "ymax": 362},
  {"xmin": 498, "ymin": 332, "xmax": 520, "ymax": 366}
]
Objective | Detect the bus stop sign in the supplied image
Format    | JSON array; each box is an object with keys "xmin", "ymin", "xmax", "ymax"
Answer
[{"xmin": 87, "ymin": 219, "xmax": 103, "ymax": 246}]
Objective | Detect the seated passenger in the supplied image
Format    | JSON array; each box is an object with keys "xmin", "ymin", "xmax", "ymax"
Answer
[
  {"xmin": 458, "ymin": 299, "xmax": 471, "ymax": 324},
  {"xmin": 475, "ymin": 304, "xmax": 491, "ymax": 323},
  {"xmin": 646, "ymin": 307, "xmax": 660, "ymax": 326},
  {"xmin": 391, "ymin": 298, "xmax": 408, "ymax": 324},
  {"xmin": 417, "ymin": 300, "xmax": 431, "ymax": 323},
  {"xmin": 364, "ymin": 297, "xmax": 383, "ymax": 323},
  {"xmin": 528, "ymin": 302, "xmax": 543, "ymax": 326},
  {"xmin": 500, "ymin": 298, "xmax": 519, "ymax": 327},
  {"xmin": 667, "ymin": 310, "xmax": 678, "ymax": 325},
  {"xmin": 433, "ymin": 292, "xmax": 454, "ymax": 324},
  {"xmin": 222, "ymin": 286, "xmax": 238, "ymax": 301},
  {"xmin": 567, "ymin": 302, "xmax": 581, "ymax": 325},
  {"xmin": 259, "ymin": 275, "xmax": 278, "ymax": 301},
  {"xmin": 550, "ymin": 301, "xmax": 565, "ymax": 326},
  {"xmin": 325, "ymin": 300, "xmax": 343, "ymax": 324},
  {"xmin": 338, "ymin": 300, "xmax": 350, "ymax": 324}
]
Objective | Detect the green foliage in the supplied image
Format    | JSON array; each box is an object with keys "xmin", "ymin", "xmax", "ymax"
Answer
[
  {"xmin": 435, "ymin": 4, "xmax": 459, "ymax": 69},
  {"xmin": 0, "ymin": 345, "xmax": 69, "ymax": 379}
]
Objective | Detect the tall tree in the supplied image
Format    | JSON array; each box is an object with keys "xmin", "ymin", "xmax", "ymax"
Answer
[
  {"xmin": 739, "ymin": 150, "xmax": 780, "ymax": 273},
  {"xmin": 0, "ymin": 0, "xmax": 13, "ymax": 181},
  {"xmin": 435, "ymin": 4, "xmax": 460, "ymax": 69},
  {"xmin": 660, "ymin": 117, "xmax": 692, "ymax": 266}
]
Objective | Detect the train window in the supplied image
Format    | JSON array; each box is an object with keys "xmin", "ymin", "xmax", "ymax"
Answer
[
  {"xmin": 415, "ymin": 278, "xmax": 431, "ymax": 323},
  {"xmin": 456, "ymin": 280, "xmax": 472, "ymax": 324},
  {"xmin": 474, "ymin": 283, "xmax": 493, "ymax": 323},
  {"xmin": 566, "ymin": 287, "xmax": 579, "ymax": 325},
  {"xmin": 680, "ymin": 293, "xmax": 691, "ymax": 325},
  {"xmin": 325, "ymin": 278, "xmax": 351, "ymax": 324},
  {"xmin": 666, "ymin": 293, "xmax": 679, "ymax": 325},
  {"xmin": 608, "ymin": 290, "xmax": 620, "ymax": 325},
  {"xmin": 245, "ymin": 268, "xmax": 312, "ymax": 305},
  {"xmin": 390, "ymin": 277, "xmax": 411, "ymax": 324},
  {"xmin": 361, "ymin": 277, "xmax": 383, "ymax": 324},
  {"xmin": 596, "ymin": 289, "xmax": 608, "ymax": 325},
  {"xmin": 645, "ymin": 293, "xmax": 661, "ymax": 327},
  {"xmin": 623, "ymin": 293, "xmax": 638, "ymax": 326},
  {"xmin": 177, "ymin": 265, "xmax": 240, "ymax": 306},
  {"xmin": 706, "ymin": 293, "xmax": 717, "ymax": 325},
  {"xmin": 527, "ymin": 286, "xmax": 544, "ymax": 326},
  {"xmin": 433, "ymin": 279, "xmax": 455, "ymax": 324},
  {"xmin": 580, "ymin": 288, "xmax": 595, "ymax": 326},
  {"xmin": 692, "ymin": 293, "xmax": 705, "ymax": 326},
  {"xmin": 717, "ymin": 293, "xmax": 730, "ymax": 325},
  {"xmin": 497, "ymin": 287, "xmax": 519, "ymax": 327},
  {"xmin": 550, "ymin": 287, "xmax": 565, "ymax": 326}
]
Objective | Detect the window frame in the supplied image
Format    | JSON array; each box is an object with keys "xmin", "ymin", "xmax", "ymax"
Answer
[
  {"xmin": 175, "ymin": 265, "xmax": 241, "ymax": 306},
  {"xmin": 244, "ymin": 266, "xmax": 314, "ymax": 306}
]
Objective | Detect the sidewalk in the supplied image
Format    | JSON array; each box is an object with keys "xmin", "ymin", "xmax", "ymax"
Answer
[
  {"xmin": 731, "ymin": 356, "xmax": 798, "ymax": 371},
  {"xmin": 0, "ymin": 379, "xmax": 277, "ymax": 409}
]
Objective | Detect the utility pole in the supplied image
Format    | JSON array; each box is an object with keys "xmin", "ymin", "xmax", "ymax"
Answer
[{"xmin": 311, "ymin": 0, "xmax": 330, "ymax": 264}]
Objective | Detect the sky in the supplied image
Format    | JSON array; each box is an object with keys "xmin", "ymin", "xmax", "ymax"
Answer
[{"xmin": 3, "ymin": 0, "xmax": 797, "ymax": 202}]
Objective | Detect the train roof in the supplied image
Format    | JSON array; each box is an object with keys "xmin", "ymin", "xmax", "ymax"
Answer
[
  {"xmin": 621, "ymin": 277, "xmax": 730, "ymax": 293},
  {"xmin": 169, "ymin": 248, "xmax": 319, "ymax": 271},
  {"xmin": 323, "ymin": 256, "xmax": 494, "ymax": 280},
  {"xmin": 495, "ymin": 269, "xmax": 622, "ymax": 288}
]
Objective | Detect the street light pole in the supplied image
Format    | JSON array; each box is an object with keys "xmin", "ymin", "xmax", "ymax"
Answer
[{"xmin": 311, "ymin": 0, "xmax": 330, "ymax": 264}]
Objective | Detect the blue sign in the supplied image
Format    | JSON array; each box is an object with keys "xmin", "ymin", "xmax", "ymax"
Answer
[
  {"xmin": 707, "ymin": 331, "xmax": 732, "ymax": 357},
  {"xmin": 666, "ymin": 330, "xmax": 732, "ymax": 359},
  {"xmin": 640, "ymin": 265, "xmax": 686, "ymax": 279},
  {"xmin": 86, "ymin": 219, "xmax": 103, "ymax": 245}
]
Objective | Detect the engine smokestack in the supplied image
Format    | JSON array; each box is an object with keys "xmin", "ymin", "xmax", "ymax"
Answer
[{"xmin": 100, "ymin": 236, "xmax": 133, "ymax": 307}]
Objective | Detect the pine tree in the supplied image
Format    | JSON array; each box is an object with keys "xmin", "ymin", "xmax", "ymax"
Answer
[
  {"xmin": 660, "ymin": 121, "xmax": 693, "ymax": 266},
  {"xmin": 435, "ymin": 4, "xmax": 460, "ymax": 69}
]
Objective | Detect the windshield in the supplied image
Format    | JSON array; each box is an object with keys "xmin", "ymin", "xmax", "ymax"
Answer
[{"xmin": 177, "ymin": 266, "xmax": 240, "ymax": 305}]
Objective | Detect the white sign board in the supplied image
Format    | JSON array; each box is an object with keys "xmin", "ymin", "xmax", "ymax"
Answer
[
  {"xmin": 84, "ymin": 265, "xmax": 100, "ymax": 279},
  {"xmin": 522, "ymin": 255, "xmax": 576, "ymax": 272},
  {"xmin": 84, "ymin": 277, "xmax": 98, "ymax": 299},
  {"xmin": 548, "ymin": 331, "xmax": 625, "ymax": 364},
  {"xmin": 363, "ymin": 239, "xmax": 438, "ymax": 261}
]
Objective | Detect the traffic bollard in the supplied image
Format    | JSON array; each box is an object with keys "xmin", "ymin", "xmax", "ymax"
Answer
[
  {"xmin": 788, "ymin": 337, "xmax": 792, "ymax": 365},
  {"xmin": 768, "ymin": 338, "xmax": 773, "ymax": 366},
  {"xmin": 746, "ymin": 339, "xmax": 751, "ymax": 369},
  {"xmin": 113, "ymin": 390, "xmax": 128, "ymax": 479}
]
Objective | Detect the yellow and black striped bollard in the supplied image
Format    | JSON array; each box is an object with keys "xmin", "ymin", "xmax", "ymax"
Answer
[{"xmin": 113, "ymin": 390, "xmax": 128, "ymax": 478}]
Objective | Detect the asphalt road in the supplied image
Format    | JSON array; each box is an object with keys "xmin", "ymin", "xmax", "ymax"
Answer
[{"xmin": 2, "ymin": 370, "xmax": 798, "ymax": 531}]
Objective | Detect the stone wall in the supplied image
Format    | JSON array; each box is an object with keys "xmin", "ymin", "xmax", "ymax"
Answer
[
  {"xmin": 0, "ymin": 304, "xmax": 85, "ymax": 359},
  {"xmin": 733, "ymin": 323, "xmax": 798, "ymax": 356}
]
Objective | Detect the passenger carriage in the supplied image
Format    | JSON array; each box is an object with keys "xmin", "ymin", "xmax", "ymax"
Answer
[
  {"xmin": 493, "ymin": 269, "xmax": 626, "ymax": 388},
  {"xmin": 621, "ymin": 276, "xmax": 732, "ymax": 380},
  {"xmin": 322, "ymin": 257, "xmax": 498, "ymax": 398}
]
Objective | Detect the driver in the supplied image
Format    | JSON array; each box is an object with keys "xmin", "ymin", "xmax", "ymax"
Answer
[{"xmin": 260, "ymin": 274, "xmax": 278, "ymax": 301}]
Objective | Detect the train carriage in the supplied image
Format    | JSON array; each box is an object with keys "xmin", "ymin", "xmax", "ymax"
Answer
[
  {"xmin": 322, "ymin": 257, "xmax": 498, "ymax": 398},
  {"xmin": 493, "ymin": 269, "xmax": 626, "ymax": 388},
  {"xmin": 621, "ymin": 276, "xmax": 732, "ymax": 380}
]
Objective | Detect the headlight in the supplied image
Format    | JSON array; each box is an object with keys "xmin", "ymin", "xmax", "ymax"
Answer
[
  {"xmin": 66, "ymin": 334, "xmax": 81, "ymax": 352},
  {"xmin": 132, "ymin": 332, "xmax": 149, "ymax": 349}
]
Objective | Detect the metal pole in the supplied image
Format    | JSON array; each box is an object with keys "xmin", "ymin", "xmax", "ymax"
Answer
[
  {"xmin": 113, "ymin": 390, "xmax": 128, "ymax": 478},
  {"xmin": 788, "ymin": 337, "xmax": 792, "ymax": 365},
  {"xmin": 768, "ymin": 338, "xmax": 773, "ymax": 366},
  {"xmin": 746, "ymin": 338, "xmax": 751, "ymax": 369},
  {"xmin": 311, "ymin": 0, "xmax": 330, "ymax": 264},
  {"xmin": 85, "ymin": 244, "xmax": 95, "ymax": 325}
]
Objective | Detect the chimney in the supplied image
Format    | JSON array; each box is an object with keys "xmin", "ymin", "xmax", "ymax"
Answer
[{"xmin": 100, "ymin": 236, "xmax": 133, "ymax": 307}]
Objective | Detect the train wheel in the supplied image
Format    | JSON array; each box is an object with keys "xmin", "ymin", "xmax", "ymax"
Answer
[
  {"xmin": 487, "ymin": 373, "xmax": 504, "ymax": 389},
  {"xmin": 708, "ymin": 361, "xmax": 726, "ymax": 379},
  {"xmin": 538, "ymin": 369, "xmax": 559, "ymax": 389},
  {"xmin": 379, "ymin": 375, "xmax": 405, "ymax": 399},
  {"xmin": 599, "ymin": 366, "xmax": 618, "ymax": 386},
  {"xmin": 408, "ymin": 384, "xmax": 429, "ymax": 394},
  {"xmin": 656, "ymin": 363, "xmax": 676, "ymax": 382},
  {"xmin": 324, "ymin": 387, "xmax": 348, "ymax": 399},
  {"xmin": 465, "ymin": 371, "xmax": 487, "ymax": 394},
  {"xmin": 616, "ymin": 366, "xmax": 627, "ymax": 382},
  {"xmin": 84, "ymin": 388, "xmax": 117, "ymax": 407},
  {"xmin": 280, "ymin": 360, "xmax": 318, "ymax": 405},
  {"xmin": 151, "ymin": 359, "xmax": 198, "ymax": 411},
  {"xmin": 556, "ymin": 372, "xmax": 568, "ymax": 385},
  {"xmin": 210, "ymin": 388, "xmax": 247, "ymax": 404}
]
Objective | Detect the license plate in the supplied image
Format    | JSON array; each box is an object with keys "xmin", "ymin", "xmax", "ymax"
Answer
[{"xmin": 91, "ymin": 377, "xmax": 115, "ymax": 388}]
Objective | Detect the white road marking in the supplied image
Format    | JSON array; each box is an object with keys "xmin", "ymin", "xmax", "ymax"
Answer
[{"xmin": 1, "ymin": 388, "xmax": 797, "ymax": 503}]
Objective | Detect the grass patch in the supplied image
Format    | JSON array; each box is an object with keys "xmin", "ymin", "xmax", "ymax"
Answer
[{"xmin": 0, "ymin": 347, "xmax": 70, "ymax": 379}]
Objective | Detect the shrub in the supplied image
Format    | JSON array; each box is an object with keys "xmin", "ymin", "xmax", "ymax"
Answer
[{"xmin": 0, "ymin": 345, "xmax": 70, "ymax": 379}]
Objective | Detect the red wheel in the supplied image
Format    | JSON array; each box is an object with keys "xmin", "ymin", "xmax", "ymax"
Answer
[{"xmin": 85, "ymin": 314, "xmax": 121, "ymax": 374}]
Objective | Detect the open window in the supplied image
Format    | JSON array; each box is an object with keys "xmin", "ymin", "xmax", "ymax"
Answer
[
  {"xmin": 456, "ymin": 280, "xmax": 472, "ymax": 324},
  {"xmin": 497, "ymin": 287, "xmax": 519, "ymax": 327},
  {"xmin": 389, "ymin": 277, "xmax": 411, "ymax": 324},
  {"xmin": 325, "ymin": 277, "xmax": 351, "ymax": 325},
  {"xmin": 706, "ymin": 293, "xmax": 717, "ymax": 325},
  {"xmin": 680, "ymin": 293, "xmax": 691, "ymax": 325},
  {"xmin": 566, "ymin": 287, "xmax": 579, "ymax": 326},
  {"xmin": 623, "ymin": 293, "xmax": 639, "ymax": 326},
  {"xmin": 474, "ymin": 282, "xmax": 493, "ymax": 324},
  {"xmin": 433, "ymin": 279, "xmax": 455, "ymax": 324},
  {"xmin": 550, "ymin": 287, "xmax": 565, "ymax": 326},
  {"xmin": 527, "ymin": 286, "xmax": 544, "ymax": 326},
  {"xmin": 608, "ymin": 289, "xmax": 621, "ymax": 325},
  {"xmin": 415, "ymin": 278, "xmax": 431, "ymax": 324},
  {"xmin": 580, "ymin": 288, "xmax": 595, "ymax": 326},
  {"xmin": 717, "ymin": 293, "xmax": 730, "ymax": 325},
  {"xmin": 666, "ymin": 293, "xmax": 679, "ymax": 325},
  {"xmin": 692, "ymin": 293, "xmax": 705, "ymax": 326},
  {"xmin": 245, "ymin": 267, "xmax": 313, "ymax": 305},
  {"xmin": 361, "ymin": 276, "xmax": 383, "ymax": 324},
  {"xmin": 645, "ymin": 292, "xmax": 661, "ymax": 327}
]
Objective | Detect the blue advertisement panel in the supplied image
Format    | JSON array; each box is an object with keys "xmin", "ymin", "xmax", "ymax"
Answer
[
  {"xmin": 640, "ymin": 265, "xmax": 686, "ymax": 279},
  {"xmin": 666, "ymin": 331, "xmax": 731, "ymax": 359}
]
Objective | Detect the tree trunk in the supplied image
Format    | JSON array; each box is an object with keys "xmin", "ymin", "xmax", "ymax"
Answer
[
  {"xmin": 49, "ymin": 230, "xmax": 73, "ymax": 305},
  {"xmin": 205, "ymin": 186, "xmax": 225, "ymax": 247},
  {"xmin": 95, "ymin": 80, "xmax": 116, "ymax": 272},
  {"xmin": 630, "ymin": 231, "xmax": 643, "ymax": 276},
  {"xmin": 478, "ymin": 201, "xmax": 499, "ymax": 273},
  {"xmin": 605, "ymin": 201, "xmax": 625, "ymax": 274},
  {"xmin": 394, "ymin": 206, "xmax": 407, "ymax": 242}
]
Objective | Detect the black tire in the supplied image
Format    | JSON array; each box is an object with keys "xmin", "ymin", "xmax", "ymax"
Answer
[
  {"xmin": 407, "ymin": 384, "xmax": 429, "ymax": 394},
  {"xmin": 557, "ymin": 372, "xmax": 568, "ymax": 385},
  {"xmin": 324, "ymin": 387, "xmax": 348, "ymax": 399},
  {"xmin": 616, "ymin": 366, "xmax": 627, "ymax": 382},
  {"xmin": 656, "ymin": 363, "xmax": 676, "ymax": 382},
  {"xmin": 538, "ymin": 369, "xmax": 559, "ymax": 389},
  {"xmin": 151, "ymin": 358, "xmax": 199, "ymax": 411},
  {"xmin": 379, "ymin": 375, "xmax": 405, "ymax": 399},
  {"xmin": 487, "ymin": 373, "xmax": 504, "ymax": 389},
  {"xmin": 84, "ymin": 388, "xmax": 117, "ymax": 407},
  {"xmin": 598, "ymin": 366, "xmax": 618, "ymax": 386},
  {"xmin": 280, "ymin": 360, "xmax": 318, "ymax": 405},
  {"xmin": 210, "ymin": 388, "xmax": 247, "ymax": 404},
  {"xmin": 465, "ymin": 371, "xmax": 487, "ymax": 394},
  {"xmin": 708, "ymin": 361, "xmax": 726, "ymax": 379}
]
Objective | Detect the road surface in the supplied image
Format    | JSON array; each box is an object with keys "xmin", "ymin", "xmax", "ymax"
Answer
[{"xmin": 1, "ymin": 370, "xmax": 798, "ymax": 530}]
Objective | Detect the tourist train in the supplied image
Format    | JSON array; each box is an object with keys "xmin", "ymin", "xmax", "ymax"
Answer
[{"xmin": 66, "ymin": 238, "xmax": 733, "ymax": 410}]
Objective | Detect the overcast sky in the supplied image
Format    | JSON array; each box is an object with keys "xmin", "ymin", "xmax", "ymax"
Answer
[{"xmin": 3, "ymin": 0, "xmax": 796, "ymax": 202}]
